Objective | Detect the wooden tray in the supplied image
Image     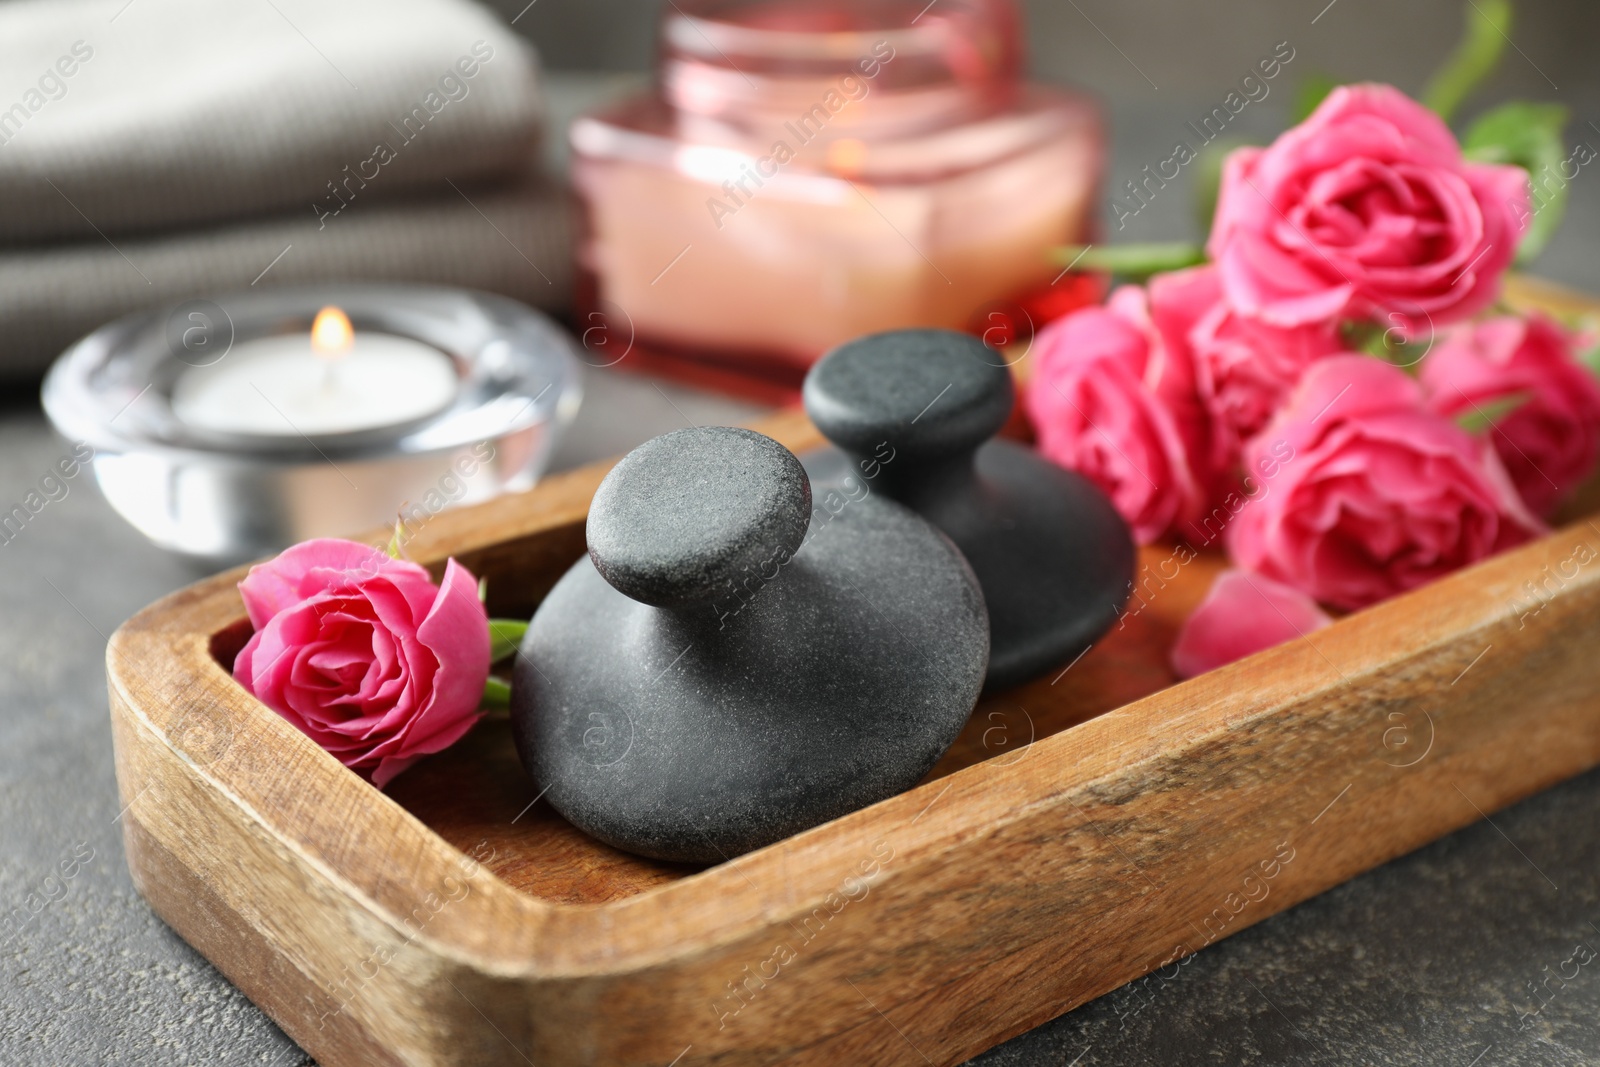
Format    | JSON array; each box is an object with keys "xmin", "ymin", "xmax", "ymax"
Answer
[{"xmin": 107, "ymin": 279, "xmax": 1600, "ymax": 1067}]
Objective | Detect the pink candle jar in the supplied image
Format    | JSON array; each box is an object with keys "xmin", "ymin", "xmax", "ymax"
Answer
[{"xmin": 570, "ymin": 0, "xmax": 1103, "ymax": 385}]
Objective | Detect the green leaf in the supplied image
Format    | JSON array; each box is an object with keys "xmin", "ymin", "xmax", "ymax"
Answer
[
  {"xmin": 1354, "ymin": 322, "xmax": 1426, "ymax": 372},
  {"xmin": 488, "ymin": 619, "xmax": 528, "ymax": 663},
  {"xmin": 481, "ymin": 675, "xmax": 511, "ymax": 710},
  {"xmin": 1052, "ymin": 242, "xmax": 1206, "ymax": 281},
  {"xmin": 1341, "ymin": 320, "xmax": 1375, "ymax": 349},
  {"xmin": 1423, "ymin": 0, "xmax": 1512, "ymax": 122},
  {"xmin": 1193, "ymin": 136, "xmax": 1260, "ymax": 232},
  {"xmin": 1463, "ymin": 100, "xmax": 1570, "ymax": 262},
  {"xmin": 1456, "ymin": 391, "xmax": 1532, "ymax": 434},
  {"xmin": 1292, "ymin": 72, "xmax": 1339, "ymax": 124}
]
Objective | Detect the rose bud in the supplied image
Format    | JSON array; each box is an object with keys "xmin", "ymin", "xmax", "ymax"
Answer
[
  {"xmin": 1422, "ymin": 313, "xmax": 1600, "ymax": 517},
  {"xmin": 1208, "ymin": 84, "xmax": 1528, "ymax": 335},
  {"xmin": 232, "ymin": 538, "xmax": 490, "ymax": 787},
  {"xmin": 1026, "ymin": 285, "xmax": 1213, "ymax": 544},
  {"xmin": 1228, "ymin": 356, "xmax": 1544, "ymax": 610}
]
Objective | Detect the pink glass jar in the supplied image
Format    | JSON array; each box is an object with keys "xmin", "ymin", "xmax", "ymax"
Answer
[{"xmin": 570, "ymin": 0, "xmax": 1103, "ymax": 383}]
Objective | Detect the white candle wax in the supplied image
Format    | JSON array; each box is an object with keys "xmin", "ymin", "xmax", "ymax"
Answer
[{"xmin": 171, "ymin": 328, "xmax": 458, "ymax": 438}]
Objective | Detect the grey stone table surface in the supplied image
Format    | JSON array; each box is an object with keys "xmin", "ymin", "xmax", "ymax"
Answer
[
  {"xmin": 4, "ymin": 355, "xmax": 1600, "ymax": 1067},
  {"xmin": 7, "ymin": 70, "xmax": 1600, "ymax": 1067}
]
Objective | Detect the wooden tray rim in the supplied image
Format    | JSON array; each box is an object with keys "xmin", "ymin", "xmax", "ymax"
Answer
[{"xmin": 108, "ymin": 395, "xmax": 1600, "ymax": 981}]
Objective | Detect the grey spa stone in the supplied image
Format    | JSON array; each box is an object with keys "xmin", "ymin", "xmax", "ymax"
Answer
[
  {"xmin": 802, "ymin": 328, "xmax": 1136, "ymax": 690},
  {"xmin": 510, "ymin": 425, "xmax": 989, "ymax": 863}
]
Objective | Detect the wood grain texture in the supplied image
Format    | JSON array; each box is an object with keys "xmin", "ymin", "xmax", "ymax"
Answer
[{"xmin": 106, "ymin": 291, "xmax": 1600, "ymax": 1066}]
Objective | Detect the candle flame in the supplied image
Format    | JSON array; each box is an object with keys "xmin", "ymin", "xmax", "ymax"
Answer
[
  {"xmin": 311, "ymin": 306, "xmax": 355, "ymax": 360},
  {"xmin": 827, "ymin": 138, "xmax": 867, "ymax": 177}
]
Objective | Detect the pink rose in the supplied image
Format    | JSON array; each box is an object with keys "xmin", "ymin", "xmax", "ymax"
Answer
[
  {"xmin": 1026, "ymin": 285, "xmax": 1211, "ymax": 543},
  {"xmin": 1422, "ymin": 313, "xmax": 1600, "ymax": 517},
  {"xmin": 1228, "ymin": 356, "xmax": 1543, "ymax": 610},
  {"xmin": 1171, "ymin": 569, "xmax": 1333, "ymax": 679},
  {"xmin": 233, "ymin": 538, "xmax": 490, "ymax": 787},
  {"xmin": 1149, "ymin": 265, "xmax": 1343, "ymax": 463},
  {"xmin": 1208, "ymin": 84, "xmax": 1528, "ymax": 335}
]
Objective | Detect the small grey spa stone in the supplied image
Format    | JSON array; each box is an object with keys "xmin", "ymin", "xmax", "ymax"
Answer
[{"xmin": 803, "ymin": 328, "xmax": 1136, "ymax": 690}]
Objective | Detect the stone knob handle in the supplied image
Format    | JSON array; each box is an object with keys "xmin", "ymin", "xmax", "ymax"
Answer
[
  {"xmin": 802, "ymin": 329, "xmax": 1013, "ymax": 463},
  {"xmin": 586, "ymin": 427, "xmax": 813, "ymax": 608}
]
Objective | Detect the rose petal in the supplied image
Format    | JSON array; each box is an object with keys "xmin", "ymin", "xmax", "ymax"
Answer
[
  {"xmin": 1172, "ymin": 569, "xmax": 1334, "ymax": 678},
  {"xmin": 238, "ymin": 538, "xmax": 430, "ymax": 630}
]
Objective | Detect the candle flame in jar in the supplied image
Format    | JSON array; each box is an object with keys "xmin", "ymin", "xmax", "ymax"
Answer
[
  {"xmin": 311, "ymin": 306, "xmax": 355, "ymax": 360},
  {"xmin": 827, "ymin": 138, "xmax": 867, "ymax": 177}
]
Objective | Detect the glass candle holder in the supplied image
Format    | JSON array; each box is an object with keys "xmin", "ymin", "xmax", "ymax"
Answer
[
  {"xmin": 570, "ymin": 0, "xmax": 1102, "ymax": 384},
  {"xmin": 42, "ymin": 285, "xmax": 581, "ymax": 567}
]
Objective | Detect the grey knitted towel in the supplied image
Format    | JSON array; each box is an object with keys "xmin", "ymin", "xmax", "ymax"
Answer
[
  {"xmin": 0, "ymin": 0, "xmax": 545, "ymax": 242},
  {"xmin": 0, "ymin": 177, "xmax": 574, "ymax": 380}
]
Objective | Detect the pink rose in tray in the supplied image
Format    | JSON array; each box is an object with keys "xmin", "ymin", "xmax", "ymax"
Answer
[
  {"xmin": 1228, "ymin": 356, "xmax": 1544, "ymax": 611},
  {"xmin": 1171, "ymin": 569, "xmax": 1333, "ymax": 679},
  {"xmin": 1149, "ymin": 264, "xmax": 1343, "ymax": 463},
  {"xmin": 1026, "ymin": 286, "xmax": 1212, "ymax": 544},
  {"xmin": 1208, "ymin": 84, "xmax": 1528, "ymax": 335},
  {"xmin": 233, "ymin": 538, "xmax": 490, "ymax": 787},
  {"xmin": 1422, "ymin": 313, "xmax": 1600, "ymax": 518}
]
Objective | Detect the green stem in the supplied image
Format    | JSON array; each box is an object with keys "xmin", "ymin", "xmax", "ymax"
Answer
[
  {"xmin": 488, "ymin": 619, "xmax": 529, "ymax": 664},
  {"xmin": 1051, "ymin": 242, "xmax": 1207, "ymax": 281},
  {"xmin": 1422, "ymin": 0, "xmax": 1512, "ymax": 122},
  {"xmin": 481, "ymin": 675, "xmax": 512, "ymax": 711}
]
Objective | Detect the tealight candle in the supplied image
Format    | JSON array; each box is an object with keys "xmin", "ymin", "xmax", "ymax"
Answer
[
  {"xmin": 171, "ymin": 306, "xmax": 459, "ymax": 438},
  {"xmin": 44, "ymin": 285, "xmax": 580, "ymax": 565}
]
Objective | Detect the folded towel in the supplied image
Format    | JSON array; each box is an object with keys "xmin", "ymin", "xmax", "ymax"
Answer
[
  {"xmin": 0, "ymin": 0, "xmax": 543, "ymax": 243},
  {"xmin": 0, "ymin": 176, "xmax": 573, "ymax": 380}
]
